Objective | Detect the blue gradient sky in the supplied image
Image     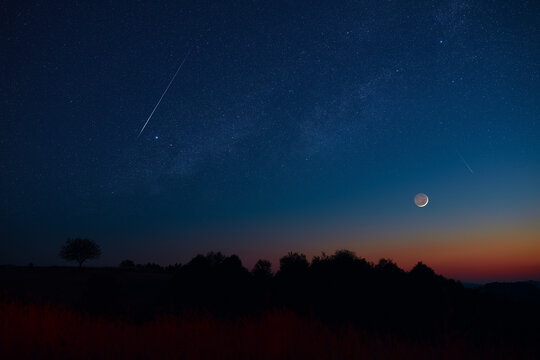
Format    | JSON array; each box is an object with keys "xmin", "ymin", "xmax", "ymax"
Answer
[{"xmin": 1, "ymin": 1, "xmax": 539, "ymax": 281}]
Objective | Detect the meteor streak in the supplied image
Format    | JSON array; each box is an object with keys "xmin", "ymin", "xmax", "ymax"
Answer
[
  {"xmin": 457, "ymin": 151, "xmax": 474, "ymax": 174},
  {"xmin": 137, "ymin": 50, "xmax": 190, "ymax": 138}
]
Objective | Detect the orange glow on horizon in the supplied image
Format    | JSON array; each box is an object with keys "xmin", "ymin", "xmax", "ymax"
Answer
[
  {"xmin": 342, "ymin": 222, "xmax": 540, "ymax": 282},
  {"xmin": 169, "ymin": 219, "xmax": 540, "ymax": 283}
]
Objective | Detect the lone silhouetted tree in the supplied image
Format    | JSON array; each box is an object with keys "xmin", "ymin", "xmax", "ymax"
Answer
[{"xmin": 59, "ymin": 238, "xmax": 101, "ymax": 267}]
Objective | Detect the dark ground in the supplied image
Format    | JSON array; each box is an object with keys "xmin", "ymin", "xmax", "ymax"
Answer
[{"xmin": 1, "ymin": 253, "xmax": 539, "ymax": 359}]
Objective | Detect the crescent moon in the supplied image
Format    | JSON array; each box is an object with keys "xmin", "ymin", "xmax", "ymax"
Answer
[{"xmin": 414, "ymin": 193, "xmax": 429, "ymax": 207}]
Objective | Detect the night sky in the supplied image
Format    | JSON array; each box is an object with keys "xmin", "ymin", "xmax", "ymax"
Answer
[{"xmin": 2, "ymin": 1, "xmax": 539, "ymax": 282}]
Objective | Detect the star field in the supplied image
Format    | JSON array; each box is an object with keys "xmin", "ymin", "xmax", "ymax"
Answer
[{"xmin": 1, "ymin": 1, "xmax": 539, "ymax": 280}]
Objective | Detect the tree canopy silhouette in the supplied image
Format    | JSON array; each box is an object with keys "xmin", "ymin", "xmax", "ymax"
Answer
[
  {"xmin": 59, "ymin": 238, "xmax": 101, "ymax": 267},
  {"xmin": 277, "ymin": 252, "xmax": 309, "ymax": 278},
  {"xmin": 252, "ymin": 259, "xmax": 272, "ymax": 280}
]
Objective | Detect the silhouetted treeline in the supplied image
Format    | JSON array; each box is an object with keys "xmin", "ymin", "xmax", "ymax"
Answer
[
  {"xmin": 168, "ymin": 251, "xmax": 464, "ymax": 328},
  {"xmin": 164, "ymin": 250, "xmax": 539, "ymax": 351},
  {"xmin": 1, "ymin": 250, "xmax": 539, "ymax": 353}
]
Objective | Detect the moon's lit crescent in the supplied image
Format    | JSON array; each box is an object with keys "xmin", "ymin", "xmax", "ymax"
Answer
[{"xmin": 414, "ymin": 193, "xmax": 429, "ymax": 207}]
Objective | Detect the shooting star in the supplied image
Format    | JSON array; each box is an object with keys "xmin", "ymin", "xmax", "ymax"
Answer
[
  {"xmin": 457, "ymin": 151, "xmax": 474, "ymax": 174},
  {"xmin": 137, "ymin": 50, "xmax": 191, "ymax": 138}
]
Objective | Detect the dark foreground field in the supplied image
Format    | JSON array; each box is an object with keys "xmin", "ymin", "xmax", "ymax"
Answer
[
  {"xmin": 1, "ymin": 251, "xmax": 539, "ymax": 359},
  {"xmin": 1, "ymin": 300, "xmax": 534, "ymax": 360}
]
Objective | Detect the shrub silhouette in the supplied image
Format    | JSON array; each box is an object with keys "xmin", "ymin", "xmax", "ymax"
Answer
[
  {"xmin": 136, "ymin": 262, "xmax": 163, "ymax": 271},
  {"xmin": 119, "ymin": 259, "xmax": 135, "ymax": 268},
  {"xmin": 59, "ymin": 238, "xmax": 101, "ymax": 267}
]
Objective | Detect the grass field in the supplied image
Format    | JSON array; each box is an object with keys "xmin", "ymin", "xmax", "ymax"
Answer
[{"xmin": 0, "ymin": 299, "xmax": 531, "ymax": 360}]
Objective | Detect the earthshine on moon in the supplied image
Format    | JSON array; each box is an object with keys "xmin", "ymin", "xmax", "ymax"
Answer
[{"xmin": 414, "ymin": 193, "xmax": 429, "ymax": 207}]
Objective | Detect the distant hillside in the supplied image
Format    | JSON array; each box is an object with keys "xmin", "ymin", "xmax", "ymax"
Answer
[
  {"xmin": 479, "ymin": 281, "xmax": 540, "ymax": 302},
  {"xmin": 461, "ymin": 282, "xmax": 482, "ymax": 289}
]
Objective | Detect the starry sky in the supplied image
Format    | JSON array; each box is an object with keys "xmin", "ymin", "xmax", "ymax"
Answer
[{"xmin": 1, "ymin": 0, "xmax": 539, "ymax": 282}]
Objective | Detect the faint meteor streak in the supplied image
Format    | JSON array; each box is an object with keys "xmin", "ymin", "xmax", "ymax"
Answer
[
  {"xmin": 137, "ymin": 50, "xmax": 191, "ymax": 138},
  {"xmin": 457, "ymin": 151, "xmax": 474, "ymax": 174}
]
